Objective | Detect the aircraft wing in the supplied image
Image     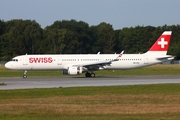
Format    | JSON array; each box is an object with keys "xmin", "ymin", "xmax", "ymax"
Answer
[
  {"xmin": 76, "ymin": 60, "xmax": 111, "ymax": 67},
  {"xmin": 72, "ymin": 60, "xmax": 112, "ymax": 71},
  {"xmin": 72, "ymin": 51, "xmax": 124, "ymax": 70}
]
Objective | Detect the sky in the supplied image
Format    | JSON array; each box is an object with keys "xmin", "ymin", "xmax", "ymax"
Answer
[{"xmin": 0, "ymin": 0, "xmax": 180, "ymax": 30}]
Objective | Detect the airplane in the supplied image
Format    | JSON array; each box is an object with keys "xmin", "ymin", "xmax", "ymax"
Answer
[{"xmin": 5, "ymin": 31, "xmax": 174, "ymax": 78}]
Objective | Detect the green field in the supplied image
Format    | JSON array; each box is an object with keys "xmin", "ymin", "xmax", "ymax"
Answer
[
  {"xmin": 1, "ymin": 84, "xmax": 180, "ymax": 120},
  {"xmin": 1, "ymin": 64, "xmax": 180, "ymax": 77},
  {"xmin": 1, "ymin": 65, "xmax": 180, "ymax": 119}
]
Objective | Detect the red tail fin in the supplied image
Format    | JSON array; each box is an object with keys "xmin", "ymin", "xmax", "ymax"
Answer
[{"xmin": 149, "ymin": 31, "xmax": 172, "ymax": 51}]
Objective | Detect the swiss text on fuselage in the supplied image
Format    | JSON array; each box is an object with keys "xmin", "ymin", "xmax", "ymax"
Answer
[{"xmin": 29, "ymin": 57, "xmax": 53, "ymax": 63}]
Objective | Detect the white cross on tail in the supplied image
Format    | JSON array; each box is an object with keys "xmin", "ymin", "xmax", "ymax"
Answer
[{"xmin": 158, "ymin": 38, "xmax": 168, "ymax": 48}]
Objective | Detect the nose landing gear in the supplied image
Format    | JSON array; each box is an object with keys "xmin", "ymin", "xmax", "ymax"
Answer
[{"xmin": 23, "ymin": 70, "xmax": 27, "ymax": 78}]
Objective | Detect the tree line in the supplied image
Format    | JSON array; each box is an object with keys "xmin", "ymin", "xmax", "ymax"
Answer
[{"xmin": 0, "ymin": 19, "xmax": 180, "ymax": 61}]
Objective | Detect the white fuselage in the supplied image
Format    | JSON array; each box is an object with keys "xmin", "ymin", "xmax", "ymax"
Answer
[{"xmin": 5, "ymin": 53, "xmax": 161, "ymax": 71}]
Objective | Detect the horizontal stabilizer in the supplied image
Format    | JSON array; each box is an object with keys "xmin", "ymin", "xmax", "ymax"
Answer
[{"xmin": 156, "ymin": 55, "xmax": 174, "ymax": 60}]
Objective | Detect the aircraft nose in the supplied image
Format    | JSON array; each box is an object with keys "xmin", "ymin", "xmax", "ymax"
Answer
[{"xmin": 5, "ymin": 62, "xmax": 11, "ymax": 69}]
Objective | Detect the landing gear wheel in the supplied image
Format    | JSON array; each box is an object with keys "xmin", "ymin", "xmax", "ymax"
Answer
[
  {"xmin": 23, "ymin": 75, "xmax": 27, "ymax": 78},
  {"xmin": 85, "ymin": 72, "xmax": 91, "ymax": 77},
  {"xmin": 23, "ymin": 70, "xmax": 27, "ymax": 78},
  {"xmin": 91, "ymin": 73, "xmax": 95, "ymax": 77},
  {"xmin": 85, "ymin": 72, "xmax": 96, "ymax": 77}
]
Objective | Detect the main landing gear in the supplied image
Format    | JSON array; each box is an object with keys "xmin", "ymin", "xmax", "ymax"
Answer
[
  {"xmin": 23, "ymin": 70, "xmax": 27, "ymax": 78},
  {"xmin": 85, "ymin": 72, "xmax": 95, "ymax": 78}
]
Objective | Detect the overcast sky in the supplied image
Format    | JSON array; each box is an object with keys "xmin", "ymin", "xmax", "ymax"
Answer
[{"xmin": 1, "ymin": 0, "xmax": 179, "ymax": 29}]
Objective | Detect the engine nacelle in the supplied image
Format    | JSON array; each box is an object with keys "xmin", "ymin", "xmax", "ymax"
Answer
[{"xmin": 62, "ymin": 66, "xmax": 83, "ymax": 75}]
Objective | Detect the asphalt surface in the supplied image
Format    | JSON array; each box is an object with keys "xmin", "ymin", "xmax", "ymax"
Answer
[{"xmin": 0, "ymin": 75, "xmax": 180, "ymax": 90}]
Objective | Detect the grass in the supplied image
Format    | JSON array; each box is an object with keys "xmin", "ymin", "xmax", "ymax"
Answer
[
  {"xmin": 1, "ymin": 64, "xmax": 180, "ymax": 77},
  {"xmin": 1, "ymin": 84, "xmax": 180, "ymax": 119}
]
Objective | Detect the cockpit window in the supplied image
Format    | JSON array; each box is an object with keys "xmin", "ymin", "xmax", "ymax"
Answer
[{"xmin": 11, "ymin": 59, "xmax": 18, "ymax": 62}]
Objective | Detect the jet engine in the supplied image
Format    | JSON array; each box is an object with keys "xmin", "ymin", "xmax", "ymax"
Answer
[{"xmin": 62, "ymin": 66, "xmax": 83, "ymax": 75}]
